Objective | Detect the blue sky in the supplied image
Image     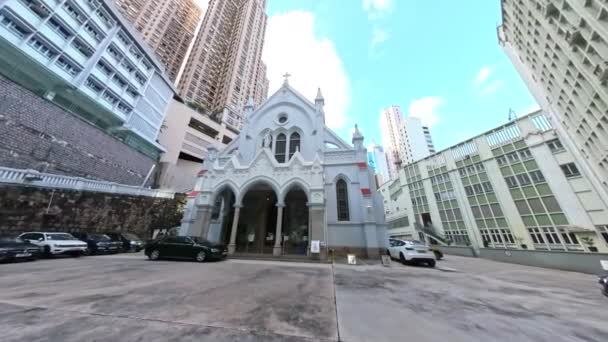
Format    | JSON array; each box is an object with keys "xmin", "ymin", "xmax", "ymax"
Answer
[{"xmin": 262, "ymin": 0, "xmax": 539, "ymax": 151}]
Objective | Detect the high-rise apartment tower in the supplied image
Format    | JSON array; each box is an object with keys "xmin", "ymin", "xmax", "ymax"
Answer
[
  {"xmin": 113, "ymin": 0, "xmax": 202, "ymax": 82},
  {"xmin": 380, "ymin": 106, "xmax": 435, "ymax": 180},
  {"xmin": 178, "ymin": 0, "xmax": 268, "ymax": 132},
  {"xmin": 499, "ymin": 0, "xmax": 608, "ymax": 200}
]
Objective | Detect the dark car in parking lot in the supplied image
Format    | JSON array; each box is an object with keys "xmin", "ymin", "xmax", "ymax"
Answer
[
  {"xmin": 0, "ymin": 237, "xmax": 42, "ymax": 262},
  {"xmin": 70, "ymin": 232, "xmax": 121, "ymax": 255},
  {"xmin": 104, "ymin": 232, "xmax": 144, "ymax": 252},
  {"xmin": 145, "ymin": 236, "xmax": 227, "ymax": 262}
]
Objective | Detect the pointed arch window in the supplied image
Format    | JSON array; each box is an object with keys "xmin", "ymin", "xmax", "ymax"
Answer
[
  {"xmin": 275, "ymin": 133, "xmax": 287, "ymax": 163},
  {"xmin": 289, "ymin": 132, "xmax": 301, "ymax": 159},
  {"xmin": 336, "ymin": 179, "xmax": 350, "ymax": 221}
]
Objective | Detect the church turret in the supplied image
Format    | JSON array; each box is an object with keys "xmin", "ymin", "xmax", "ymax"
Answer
[
  {"xmin": 352, "ymin": 124, "xmax": 364, "ymax": 150},
  {"xmin": 315, "ymin": 87, "xmax": 325, "ymax": 125}
]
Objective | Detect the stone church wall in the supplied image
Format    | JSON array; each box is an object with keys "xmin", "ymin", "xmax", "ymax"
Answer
[
  {"xmin": 0, "ymin": 74, "xmax": 156, "ymax": 186},
  {"xmin": 0, "ymin": 183, "xmax": 185, "ymax": 238}
]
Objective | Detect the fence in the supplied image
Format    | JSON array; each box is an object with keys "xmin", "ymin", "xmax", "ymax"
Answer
[{"xmin": 0, "ymin": 166, "xmax": 174, "ymax": 198}]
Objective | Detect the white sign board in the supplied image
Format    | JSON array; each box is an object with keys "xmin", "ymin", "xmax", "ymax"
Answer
[
  {"xmin": 310, "ymin": 240, "xmax": 320, "ymax": 254},
  {"xmin": 601, "ymin": 260, "xmax": 608, "ymax": 271},
  {"xmin": 347, "ymin": 254, "xmax": 357, "ymax": 265}
]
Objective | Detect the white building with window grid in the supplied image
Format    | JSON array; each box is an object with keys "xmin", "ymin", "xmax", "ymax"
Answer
[
  {"xmin": 379, "ymin": 106, "xmax": 435, "ymax": 182},
  {"xmin": 498, "ymin": 0, "xmax": 608, "ymax": 208},
  {"xmin": 179, "ymin": 80, "xmax": 387, "ymax": 260},
  {"xmin": 0, "ymin": 0, "xmax": 175, "ymax": 155},
  {"xmin": 380, "ymin": 110, "xmax": 608, "ymax": 254}
]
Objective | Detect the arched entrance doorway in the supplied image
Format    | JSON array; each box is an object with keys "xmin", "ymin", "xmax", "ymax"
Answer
[
  {"xmin": 209, "ymin": 187, "xmax": 236, "ymax": 246},
  {"xmin": 236, "ymin": 183, "xmax": 278, "ymax": 254},
  {"xmin": 282, "ymin": 187, "xmax": 309, "ymax": 255}
]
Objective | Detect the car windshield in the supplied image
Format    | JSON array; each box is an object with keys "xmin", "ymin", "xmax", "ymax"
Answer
[
  {"xmin": 46, "ymin": 234, "xmax": 76, "ymax": 240},
  {"xmin": 91, "ymin": 234, "xmax": 111, "ymax": 241},
  {"xmin": 122, "ymin": 233, "xmax": 140, "ymax": 241}
]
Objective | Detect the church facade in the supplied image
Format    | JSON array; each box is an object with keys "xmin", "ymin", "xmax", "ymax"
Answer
[{"xmin": 179, "ymin": 80, "xmax": 387, "ymax": 259}]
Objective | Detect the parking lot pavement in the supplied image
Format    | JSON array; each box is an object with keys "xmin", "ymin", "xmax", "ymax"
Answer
[
  {"xmin": 2, "ymin": 255, "xmax": 607, "ymax": 342},
  {"xmin": 334, "ymin": 255, "xmax": 608, "ymax": 342},
  {"xmin": 0, "ymin": 256, "xmax": 338, "ymax": 342}
]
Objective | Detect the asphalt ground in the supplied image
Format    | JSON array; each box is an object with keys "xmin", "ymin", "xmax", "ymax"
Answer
[{"xmin": 1, "ymin": 253, "xmax": 606, "ymax": 341}]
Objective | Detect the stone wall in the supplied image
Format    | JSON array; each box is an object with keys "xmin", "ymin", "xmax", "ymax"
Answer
[
  {"xmin": 0, "ymin": 74, "xmax": 155, "ymax": 186},
  {"xmin": 0, "ymin": 183, "xmax": 185, "ymax": 239}
]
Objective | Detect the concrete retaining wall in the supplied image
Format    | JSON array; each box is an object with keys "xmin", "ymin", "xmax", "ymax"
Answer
[
  {"xmin": 438, "ymin": 246, "xmax": 477, "ymax": 257},
  {"xmin": 479, "ymin": 248, "xmax": 608, "ymax": 274},
  {"xmin": 0, "ymin": 183, "xmax": 185, "ymax": 238}
]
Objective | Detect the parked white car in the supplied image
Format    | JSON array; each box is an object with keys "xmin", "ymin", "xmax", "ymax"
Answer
[
  {"xmin": 18, "ymin": 232, "xmax": 87, "ymax": 257},
  {"xmin": 387, "ymin": 238, "xmax": 436, "ymax": 267}
]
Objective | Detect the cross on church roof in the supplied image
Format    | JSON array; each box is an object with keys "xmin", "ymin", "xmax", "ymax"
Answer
[{"xmin": 282, "ymin": 72, "xmax": 291, "ymax": 85}]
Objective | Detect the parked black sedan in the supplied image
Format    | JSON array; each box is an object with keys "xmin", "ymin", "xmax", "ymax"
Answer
[
  {"xmin": 105, "ymin": 232, "xmax": 144, "ymax": 252},
  {"xmin": 145, "ymin": 236, "xmax": 227, "ymax": 262},
  {"xmin": 0, "ymin": 237, "xmax": 42, "ymax": 262},
  {"xmin": 70, "ymin": 232, "xmax": 121, "ymax": 255}
]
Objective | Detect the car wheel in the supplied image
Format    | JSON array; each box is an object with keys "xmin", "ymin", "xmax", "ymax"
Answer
[
  {"xmin": 428, "ymin": 260, "xmax": 436, "ymax": 268},
  {"xmin": 43, "ymin": 246, "xmax": 52, "ymax": 258},
  {"xmin": 399, "ymin": 252, "xmax": 408, "ymax": 265},
  {"xmin": 195, "ymin": 251, "xmax": 206, "ymax": 263},
  {"xmin": 149, "ymin": 249, "xmax": 160, "ymax": 260}
]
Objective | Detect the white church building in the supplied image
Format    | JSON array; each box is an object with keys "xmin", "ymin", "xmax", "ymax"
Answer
[{"xmin": 179, "ymin": 78, "xmax": 387, "ymax": 259}]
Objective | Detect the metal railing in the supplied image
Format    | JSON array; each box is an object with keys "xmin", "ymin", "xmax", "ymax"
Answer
[{"xmin": 0, "ymin": 166, "xmax": 174, "ymax": 198}]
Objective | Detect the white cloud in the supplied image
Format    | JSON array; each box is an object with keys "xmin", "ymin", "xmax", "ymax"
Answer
[
  {"xmin": 362, "ymin": 0, "xmax": 394, "ymax": 19},
  {"xmin": 408, "ymin": 96, "xmax": 444, "ymax": 127},
  {"xmin": 262, "ymin": 11, "xmax": 351, "ymax": 129},
  {"xmin": 370, "ymin": 27, "xmax": 390, "ymax": 53},
  {"xmin": 473, "ymin": 65, "xmax": 503, "ymax": 96},
  {"xmin": 474, "ymin": 66, "xmax": 493, "ymax": 88},
  {"xmin": 479, "ymin": 80, "xmax": 503, "ymax": 95}
]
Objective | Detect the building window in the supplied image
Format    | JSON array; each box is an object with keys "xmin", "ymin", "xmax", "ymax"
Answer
[
  {"xmin": 27, "ymin": 37, "xmax": 57, "ymax": 59},
  {"xmin": 506, "ymin": 152, "xmax": 520, "ymax": 163},
  {"xmin": 72, "ymin": 39, "xmax": 93, "ymax": 57},
  {"xmin": 55, "ymin": 56, "xmax": 79, "ymax": 76},
  {"xmin": 598, "ymin": 225, "xmax": 608, "ymax": 244},
  {"xmin": 1, "ymin": 14, "xmax": 30, "ymax": 38},
  {"xmin": 47, "ymin": 17, "xmax": 72, "ymax": 40},
  {"xmin": 560, "ymin": 163, "xmax": 580, "ymax": 178},
  {"xmin": 62, "ymin": 2, "xmax": 83, "ymax": 23},
  {"xmin": 547, "ymin": 139, "xmax": 564, "ymax": 153},
  {"xmin": 336, "ymin": 179, "xmax": 350, "ymax": 221},
  {"xmin": 112, "ymin": 75, "xmax": 126, "ymax": 88},
  {"xmin": 275, "ymin": 133, "xmax": 286, "ymax": 163},
  {"xmin": 96, "ymin": 60, "xmax": 113, "ymax": 76},
  {"xmin": 289, "ymin": 132, "xmax": 300, "ymax": 159},
  {"xmin": 505, "ymin": 176, "xmax": 518, "ymax": 188},
  {"xmin": 85, "ymin": 77, "xmax": 103, "ymax": 94},
  {"xmin": 516, "ymin": 173, "xmax": 532, "ymax": 186},
  {"xmin": 102, "ymin": 91, "xmax": 118, "ymax": 105},
  {"xmin": 518, "ymin": 148, "xmax": 533, "ymax": 160},
  {"xmin": 84, "ymin": 23, "xmax": 102, "ymax": 42},
  {"xmin": 134, "ymin": 73, "xmax": 146, "ymax": 86},
  {"xmin": 529, "ymin": 170, "xmax": 545, "ymax": 183}
]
